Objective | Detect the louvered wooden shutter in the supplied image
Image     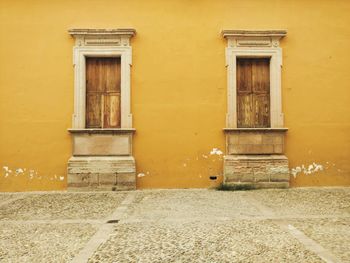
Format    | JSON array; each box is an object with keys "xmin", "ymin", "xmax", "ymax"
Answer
[
  {"xmin": 237, "ymin": 58, "xmax": 270, "ymax": 128},
  {"xmin": 86, "ymin": 57, "xmax": 121, "ymax": 128}
]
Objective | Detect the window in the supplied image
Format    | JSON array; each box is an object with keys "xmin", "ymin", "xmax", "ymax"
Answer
[
  {"xmin": 236, "ymin": 58, "xmax": 270, "ymax": 128},
  {"xmin": 222, "ymin": 30, "xmax": 289, "ymax": 189},
  {"xmin": 222, "ymin": 30, "xmax": 286, "ymax": 128},
  {"xmin": 67, "ymin": 29, "xmax": 137, "ymax": 190},
  {"xmin": 86, "ymin": 57, "xmax": 121, "ymax": 128},
  {"xmin": 68, "ymin": 29, "xmax": 135, "ymax": 129}
]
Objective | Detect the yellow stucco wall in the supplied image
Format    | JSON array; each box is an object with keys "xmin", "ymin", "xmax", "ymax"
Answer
[{"xmin": 0, "ymin": 0, "xmax": 349, "ymax": 191}]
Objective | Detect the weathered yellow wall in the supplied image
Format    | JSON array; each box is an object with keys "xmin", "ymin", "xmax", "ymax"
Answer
[{"xmin": 0, "ymin": 0, "xmax": 349, "ymax": 191}]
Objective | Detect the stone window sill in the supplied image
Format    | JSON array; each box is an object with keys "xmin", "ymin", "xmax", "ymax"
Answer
[
  {"xmin": 68, "ymin": 128, "xmax": 136, "ymax": 134},
  {"xmin": 223, "ymin": 128, "xmax": 288, "ymax": 132}
]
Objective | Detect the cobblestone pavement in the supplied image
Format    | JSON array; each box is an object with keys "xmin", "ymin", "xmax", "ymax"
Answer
[{"xmin": 0, "ymin": 188, "xmax": 349, "ymax": 262}]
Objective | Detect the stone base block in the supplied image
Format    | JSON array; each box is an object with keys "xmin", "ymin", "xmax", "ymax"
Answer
[
  {"xmin": 226, "ymin": 129, "xmax": 287, "ymax": 155},
  {"xmin": 67, "ymin": 156, "xmax": 136, "ymax": 190},
  {"xmin": 224, "ymin": 155, "xmax": 290, "ymax": 188}
]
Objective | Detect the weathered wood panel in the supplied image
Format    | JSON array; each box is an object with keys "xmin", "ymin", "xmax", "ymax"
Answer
[
  {"xmin": 253, "ymin": 94, "xmax": 270, "ymax": 127},
  {"xmin": 105, "ymin": 58, "xmax": 121, "ymax": 92},
  {"xmin": 236, "ymin": 58, "xmax": 270, "ymax": 128},
  {"xmin": 86, "ymin": 94, "xmax": 102, "ymax": 128},
  {"xmin": 86, "ymin": 58, "xmax": 104, "ymax": 92},
  {"xmin": 237, "ymin": 59, "xmax": 252, "ymax": 93},
  {"xmin": 104, "ymin": 93, "xmax": 121, "ymax": 128},
  {"xmin": 85, "ymin": 57, "xmax": 121, "ymax": 128},
  {"xmin": 251, "ymin": 58, "xmax": 270, "ymax": 94},
  {"xmin": 237, "ymin": 94, "xmax": 252, "ymax": 128}
]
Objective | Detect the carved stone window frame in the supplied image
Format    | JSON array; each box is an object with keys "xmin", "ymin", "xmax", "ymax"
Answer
[
  {"xmin": 222, "ymin": 30, "xmax": 287, "ymax": 128},
  {"xmin": 68, "ymin": 29, "xmax": 135, "ymax": 129}
]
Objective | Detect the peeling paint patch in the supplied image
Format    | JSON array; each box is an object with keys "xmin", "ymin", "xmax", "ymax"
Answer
[
  {"xmin": 29, "ymin": 170, "xmax": 35, "ymax": 179},
  {"xmin": 291, "ymin": 163, "xmax": 324, "ymax": 178},
  {"xmin": 210, "ymin": 148, "xmax": 223, "ymax": 155},
  {"xmin": 137, "ymin": 173, "xmax": 145, "ymax": 178},
  {"xmin": 1, "ymin": 165, "xmax": 65, "ymax": 183},
  {"xmin": 15, "ymin": 168, "xmax": 24, "ymax": 174}
]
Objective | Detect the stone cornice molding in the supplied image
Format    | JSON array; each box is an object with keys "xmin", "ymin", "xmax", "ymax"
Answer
[
  {"xmin": 69, "ymin": 28, "xmax": 136, "ymax": 36},
  {"xmin": 222, "ymin": 30, "xmax": 287, "ymax": 38},
  {"xmin": 222, "ymin": 29, "xmax": 287, "ymax": 48},
  {"xmin": 68, "ymin": 28, "xmax": 136, "ymax": 47}
]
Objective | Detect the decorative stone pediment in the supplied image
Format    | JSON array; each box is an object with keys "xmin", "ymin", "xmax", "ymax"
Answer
[
  {"xmin": 222, "ymin": 30, "xmax": 286, "ymax": 48},
  {"xmin": 68, "ymin": 28, "xmax": 136, "ymax": 47}
]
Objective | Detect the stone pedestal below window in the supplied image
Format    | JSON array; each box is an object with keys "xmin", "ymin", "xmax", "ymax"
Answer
[
  {"xmin": 67, "ymin": 129, "xmax": 136, "ymax": 190},
  {"xmin": 223, "ymin": 129, "xmax": 289, "ymax": 188}
]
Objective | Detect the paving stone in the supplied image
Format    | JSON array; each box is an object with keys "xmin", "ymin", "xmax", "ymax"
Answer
[
  {"xmin": 250, "ymin": 188, "xmax": 350, "ymax": 216},
  {"xmin": 88, "ymin": 220, "xmax": 323, "ymax": 263},
  {"xmin": 292, "ymin": 218, "xmax": 350, "ymax": 262},
  {"xmin": 0, "ymin": 223, "xmax": 97, "ymax": 263},
  {"xmin": 0, "ymin": 194, "xmax": 17, "ymax": 204},
  {"xmin": 0, "ymin": 188, "xmax": 349, "ymax": 262},
  {"xmin": 0, "ymin": 192, "xmax": 126, "ymax": 220},
  {"xmin": 126, "ymin": 190, "xmax": 260, "ymax": 221}
]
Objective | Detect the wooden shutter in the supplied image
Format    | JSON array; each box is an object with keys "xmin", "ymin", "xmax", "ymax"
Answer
[
  {"xmin": 237, "ymin": 59, "xmax": 253, "ymax": 128},
  {"xmin": 86, "ymin": 57, "xmax": 121, "ymax": 128},
  {"xmin": 86, "ymin": 58, "xmax": 103, "ymax": 128},
  {"xmin": 236, "ymin": 58, "xmax": 270, "ymax": 128}
]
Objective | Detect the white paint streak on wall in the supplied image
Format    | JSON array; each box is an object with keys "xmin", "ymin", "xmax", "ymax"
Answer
[
  {"xmin": 2, "ymin": 166, "xmax": 17, "ymax": 177},
  {"xmin": 15, "ymin": 168, "xmax": 24, "ymax": 174},
  {"xmin": 291, "ymin": 162, "xmax": 324, "ymax": 178},
  {"xmin": 29, "ymin": 170, "xmax": 35, "ymax": 179},
  {"xmin": 2, "ymin": 166, "xmax": 65, "ymax": 182},
  {"xmin": 210, "ymin": 148, "xmax": 223, "ymax": 155}
]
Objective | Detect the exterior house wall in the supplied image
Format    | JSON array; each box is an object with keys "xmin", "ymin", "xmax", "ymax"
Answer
[{"xmin": 0, "ymin": 0, "xmax": 349, "ymax": 191}]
